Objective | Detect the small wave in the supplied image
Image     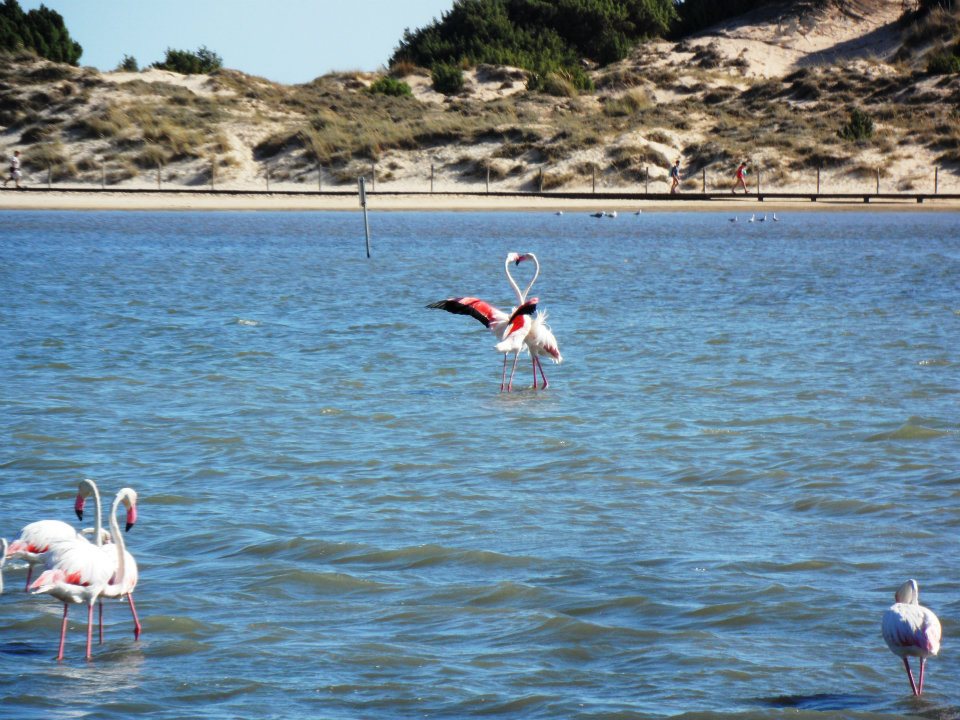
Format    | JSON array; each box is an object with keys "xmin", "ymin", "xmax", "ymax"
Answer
[
  {"xmin": 865, "ymin": 424, "xmax": 949, "ymax": 442},
  {"xmin": 791, "ymin": 496, "xmax": 895, "ymax": 516},
  {"xmin": 234, "ymin": 318, "xmax": 260, "ymax": 327},
  {"xmin": 918, "ymin": 358, "xmax": 951, "ymax": 367}
]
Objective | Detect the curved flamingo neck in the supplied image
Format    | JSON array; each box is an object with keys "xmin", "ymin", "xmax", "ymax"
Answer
[
  {"xmin": 505, "ymin": 256, "xmax": 523, "ymax": 303},
  {"xmin": 81, "ymin": 479, "xmax": 104, "ymax": 547},
  {"xmin": 108, "ymin": 492, "xmax": 129, "ymax": 588},
  {"xmin": 522, "ymin": 253, "xmax": 540, "ymax": 301}
]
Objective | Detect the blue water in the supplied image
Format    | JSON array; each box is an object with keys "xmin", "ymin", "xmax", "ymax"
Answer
[{"xmin": 0, "ymin": 209, "xmax": 958, "ymax": 719}]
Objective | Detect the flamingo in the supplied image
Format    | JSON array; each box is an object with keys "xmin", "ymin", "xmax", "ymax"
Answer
[
  {"xmin": 748, "ymin": 214, "xmax": 755, "ymax": 223},
  {"xmin": 0, "ymin": 538, "xmax": 7, "ymax": 594},
  {"xmin": 427, "ymin": 294, "xmax": 538, "ymax": 391},
  {"xmin": 506, "ymin": 253, "xmax": 563, "ymax": 389},
  {"xmin": 30, "ymin": 488, "xmax": 138, "ymax": 661},
  {"xmin": 881, "ymin": 579, "xmax": 941, "ymax": 696},
  {"xmin": 6, "ymin": 479, "xmax": 107, "ymax": 591},
  {"xmin": 99, "ymin": 492, "xmax": 142, "ymax": 642}
]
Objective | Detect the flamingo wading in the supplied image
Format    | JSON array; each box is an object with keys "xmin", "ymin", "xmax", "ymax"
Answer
[
  {"xmin": 881, "ymin": 579, "xmax": 942, "ymax": 696},
  {"xmin": 6, "ymin": 479, "xmax": 107, "ymax": 591},
  {"xmin": 30, "ymin": 488, "xmax": 139, "ymax": 661}
]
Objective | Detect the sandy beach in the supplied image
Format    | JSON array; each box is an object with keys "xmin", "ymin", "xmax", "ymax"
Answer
[{"xmin": 2, "ymin": 189, "xmax": 958, "ymax": 213}]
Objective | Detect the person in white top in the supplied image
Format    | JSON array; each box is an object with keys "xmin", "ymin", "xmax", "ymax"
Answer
[{"xmin": 4, "ymin": 150, "xmax": 22, "ymax": 188}]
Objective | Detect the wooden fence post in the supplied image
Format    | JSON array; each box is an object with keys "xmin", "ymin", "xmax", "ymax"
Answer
[
  {"xmin": 702, "ymin": 168, "xmax": 706, "ymax": 193},
  {"xmin": 934, "ymin": 166, "xmax": 939, "ymax": 194},
  {"xmin": 538, "ymin": 167, "xmax": 543, "ymax": 193}
]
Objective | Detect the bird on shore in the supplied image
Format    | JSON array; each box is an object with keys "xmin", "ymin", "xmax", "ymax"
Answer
[
  {"xmin": 881, "ymin": 579, "xmax": 941, "ymax": 696},
  {"xmin": 6, "ymin": 479, "xmax": 107, "ymax": 591}
]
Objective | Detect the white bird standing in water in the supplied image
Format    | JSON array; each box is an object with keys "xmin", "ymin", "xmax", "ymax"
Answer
[{"xmin": 881, "ymin": 579, "xmax": 941, "ymax": 696}]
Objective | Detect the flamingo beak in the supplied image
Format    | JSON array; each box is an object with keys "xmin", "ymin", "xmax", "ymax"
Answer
[
  {"xmin": 75, "ymin": 494, "xmax": 86, "ymax": 521},
  {"xmin": 514, "ymin": 254, "xmax": 526, "ymax": 265},
  {"xmin": 125, "ymin": 504, "xmax": 137, "ymax": 532}
]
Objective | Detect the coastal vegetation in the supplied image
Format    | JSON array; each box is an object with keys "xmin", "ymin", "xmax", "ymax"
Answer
[
  {"xmin": 1, "ymin": 0, "xmax": 959, "ymax": 191},
  {"xmin": 0, "ymin": 0, "xmax": 81, "ymax": 65}
]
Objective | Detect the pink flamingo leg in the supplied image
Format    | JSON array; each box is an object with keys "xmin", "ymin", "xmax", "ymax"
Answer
[
  {"xmin": 507, "ymin": 350, "xmax": 522, "ymax": 391},
  {"xmin": 127, "ymin": 594, "xmax": 142, "ymax": 640},
  {"xmin": 57, "ymin": 604, "xmax": 69, "ymax": 661},
  {"xmin": 98, "ymin": 601, "xmax": 104, "ymax": 644},
  {"xmin": 535, "ymin": 356, "xmax": 549, "ymax": 389},
  {"xmin": 85, "ymin": 603, "xmax": 94, "ymax": 660},
  {"xmin": 903, "ymin": 657, "xmax": 919, "ymax": 696},
  {"xmin": 500, "ymin": 355, "xmax": 508, "ymax": 392},
  {"xmin": 24, "ymin": 565, "xmax": 32, "ymax": 592},
  {"xmin": 531, "ymin": 356, "xmax": 538, "ymax": 388},
  {"xmin": 918, "ymin": 658, "xmax": 926, "ymax": 695}
]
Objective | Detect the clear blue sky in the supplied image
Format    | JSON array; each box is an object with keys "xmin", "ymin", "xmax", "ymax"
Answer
[{"xmin": 20, "ymin": 0, "xmax": 454, "ymax": 84}]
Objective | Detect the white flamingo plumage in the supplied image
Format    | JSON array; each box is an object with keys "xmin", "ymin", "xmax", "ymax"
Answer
[
  {"xmin": 506, "ymin": 252, "xmax": 562, "ymax": 389},
  {"xmin": 881, "ymin": 579, "xmax": 941, "ymax": 696},
  {"xmin": 30, "ymin": 488, "xmax": 139, "ymax": 661},
  {"xmin": 0, "ymin": 538, "xmax": 7, "ymax": 594},
  {"xmin": 6, "ymin": 479, "xmax": 106, "ymax": 591}
]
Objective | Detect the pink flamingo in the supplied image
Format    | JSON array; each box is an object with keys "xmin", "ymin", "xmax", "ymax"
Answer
[
  {"xmin": 505, "ymin": 252, "xmax": 562, "ymax": 389},
  {"xmin": 30, "ymin": 488, "xmax": 138, "ymax": 661},
  {"xmin": 6, "ymin": 479, "xmax": 107, "ymax": 591},
  {"xmin": 881, "ymin": 579, "xmax": 942, "ymax": 696},
  {"xmin": 427, "ymin": 288, "xmax": 539, "ymax": 391},
  {"xmin": 0, "ymin": 538, "xmax": 7, "ymax": 594}
]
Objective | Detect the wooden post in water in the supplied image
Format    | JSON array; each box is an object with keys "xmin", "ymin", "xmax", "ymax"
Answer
[{"xmin": 359, "ymin": 177, "xmax": 371, "ymax": 259}]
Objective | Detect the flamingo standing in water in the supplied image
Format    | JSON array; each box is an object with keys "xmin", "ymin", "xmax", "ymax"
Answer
[
  {"xmin": 6, "ymin": 479, "xmax": 107, "ymax": 591},
  {"xmin": 881, "ymin": 579, "xmax": 941, "ymax": 696},
  {"xmin": 427, "ymin": 292, "xmax": 538, "ymax": 392},
  {"xmin": 30, "ymin": 488, "xmax": 138, "ymax": 660},
  {"xmin": 505, "ymin": 252, "xmax": 563, "ymax": 389}
]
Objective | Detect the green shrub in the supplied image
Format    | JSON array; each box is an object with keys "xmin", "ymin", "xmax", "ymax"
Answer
[
  {"xmin": 431, "ymin": 63, "xmax": 464, "ymax": 95},
  {"xmin": 368, "ymin": 76, "xmax": 412, "ymax": 97},
  {"xmin": 927, "ymin": 51, "xmax": 960, "ymax": 74},
  {"xmin": 838, "ymin": 109, "xmax": 874, "ymax": 142},
  {"xmin": 117, "ymin": 54, "xmax": 139, "ymax": 72},
  {"xmin": 152, "ymin": 46, "xmax": 223, "ymax": 75}
]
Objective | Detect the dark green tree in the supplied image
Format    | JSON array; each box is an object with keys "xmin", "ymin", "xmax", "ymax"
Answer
[
  {"xmin": 0, "ymin": 0, "xmax": 82, "ymax": 64},
  {"xmin": 152, "ymin": 45, "xmax": 223, "ymax": 74},
  {"xmin": 390, "ymin": 0, "xmax": 676, "ymax": 88}
]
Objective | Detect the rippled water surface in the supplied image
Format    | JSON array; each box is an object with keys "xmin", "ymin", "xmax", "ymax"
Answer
[{"xmin": 1, "ymin": 210, "xmax": 958, "ymax": 719}]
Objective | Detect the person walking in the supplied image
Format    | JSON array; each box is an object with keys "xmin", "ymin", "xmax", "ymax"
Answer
[
  {"xmin": 4, "ymin": 150, "xmax": 22, "ymax": 189},
  {"xmin": 733, "ymin": 161, "xmax": 749, "ymax": 194},
  {"xmin": 670, "ymin": 159, "xmax": 681, "ymax": 194}
]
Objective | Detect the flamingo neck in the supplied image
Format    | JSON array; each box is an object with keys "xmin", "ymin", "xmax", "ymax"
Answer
[
  {"xmin": 109, "ymin": 493, "xmax": 128, "ymax": 588},
  {"xmin": 522, "ymin": 253, "xmax": 540, "ymax": 301},
  {"xmin": 92, "ymin": 481, "xmax": 103, "ymax": 547},
  {"xmin": 505, "ymin": 257, "xmax": 523, "ymax": 303}
]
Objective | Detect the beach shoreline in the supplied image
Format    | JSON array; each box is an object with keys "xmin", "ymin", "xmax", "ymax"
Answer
[{"xmin": 1, "ymin": 189, "xmax": 958, "ymax": 213}]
